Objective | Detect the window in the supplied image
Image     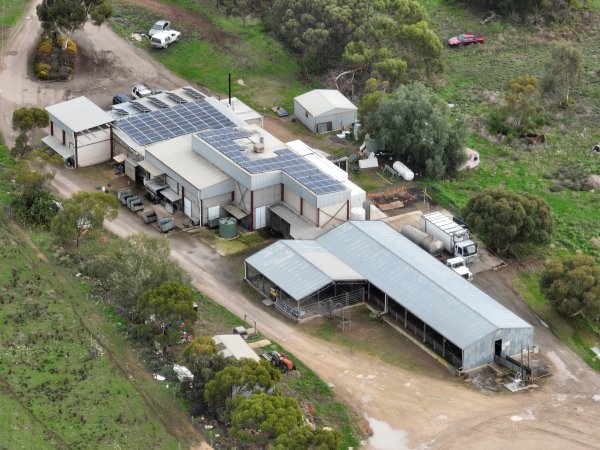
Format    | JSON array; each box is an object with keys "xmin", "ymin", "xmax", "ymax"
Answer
[{"xmin": 305, "ymin": 111, "xmax": 308, "ymax": 118}]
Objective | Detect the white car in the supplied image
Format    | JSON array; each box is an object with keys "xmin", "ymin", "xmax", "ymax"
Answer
[
  {"xmin": 148, "ymin": 20, "xmax": 170, "ymax": 37},
  {"xmin": 150, "ymin": 30, "xmax": 181, "ymax": 49}
]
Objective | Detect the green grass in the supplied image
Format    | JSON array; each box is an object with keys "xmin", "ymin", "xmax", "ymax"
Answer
[
  {"xmin": 191, "ymin": 227, "xmax": 271, "ymax": 255},
  {"xmin": 517, "ymin": 273, "xmax": 600, "ymax": 372},
  {"xmin": 0, "ymin": 0, "xmax": 29, "ymax": 28},
  {"xmin": 415, "ymin": 2, "xmax": 600, "ymax": 260},
  {"xmin": 0, "ymin": 214, "xmax": 186, "ymax": 449},
  {"xmin": 109, "ymin": 1, "xmax": 312, "ymax": 111}
]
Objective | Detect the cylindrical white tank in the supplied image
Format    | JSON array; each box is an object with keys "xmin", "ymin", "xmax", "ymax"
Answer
[
  {"xmin": 350, "ymin": 207, "xmax": 366, "ymax": 221},
  {"xmin": 400, "ymin": 225, "xmax": 443, "ymax": 256},
  {"xmin": 393, "ymin": 161, "xmax": 414, "ymax": 181}
]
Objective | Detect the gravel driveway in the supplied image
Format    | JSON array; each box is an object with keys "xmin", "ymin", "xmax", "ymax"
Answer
[{"xmin": 2, "ymin": 6, "xmax": 600, "ymax": 449}]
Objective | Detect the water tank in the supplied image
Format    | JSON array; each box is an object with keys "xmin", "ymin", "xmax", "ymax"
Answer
[
  {"xmin": 350, "ymin": 207, "xmax": 366, "ymax": 221},
  {"xmin": 219, "ymin": 217, "xmax": 238, "ymax": 239},
  {"xmin": 401, "ymin": 225, "xmax": 443, "ymax": 256},
  {"xmin": 364, "ymin": 134, "xmax": 383, "ymax": 153},
  {"xmin": 392, "ymin": 161, "xmax": 414, "ymax": 181}
]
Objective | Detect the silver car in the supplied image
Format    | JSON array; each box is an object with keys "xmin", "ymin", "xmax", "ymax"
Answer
[{"xmin": 148, "ymin": 20, "xmax": 170, "ymax": 37}]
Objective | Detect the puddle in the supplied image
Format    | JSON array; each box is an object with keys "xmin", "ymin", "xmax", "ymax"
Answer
[{"xmin": 365, "ymin": 415, "xmax": 410, "ymax": 450}]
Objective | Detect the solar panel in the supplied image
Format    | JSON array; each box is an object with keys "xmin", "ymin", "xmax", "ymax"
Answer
[
  {"xmin": 182, "ymin": 87, "xmax": 204, "ymax": 100},
  {"xmin": 166, "ymin": 92, "xmax": 188, "ymax": 103},
  {"xmin": 116, "ymin": 99, "xmax": 236, "ymax": 146},
  {"xmin": 112, "ymin": 107, "xmax": 129, "ymax": 116},
  {"xmin": 130, "ymin": 101, "xmax": 152, "ymax": 113},
  {"xmin": 199, "ymin": 128, "xmax": 346, "ymax": 195},
  {"xmin": 148, "ymin": 96, "xmax": 170, "ymax": 109}
]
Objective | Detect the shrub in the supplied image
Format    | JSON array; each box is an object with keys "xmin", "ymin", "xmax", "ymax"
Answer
[
  {"xmin": 37, "ymin": 42, "xmax": 52, "ymax": 55},
  {"xmin": 38, "ymin": 71, "xmax": 49, "ymax": 80},
  {"xmin": 34, "ymin": 62, "xmax": 51, "ymax": 75}
]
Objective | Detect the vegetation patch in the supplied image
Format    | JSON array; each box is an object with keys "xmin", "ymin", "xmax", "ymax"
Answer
[
  {"xmin": 0, "ymin": 212, "xmax": 185, "ymax": 448},
  {"xmin": 517, "ymin": 273, "xmax": 600, "ymax": 372},
  {"xmin": 33, "ymin": 33, "xmax": 78, "ymax": 81}
]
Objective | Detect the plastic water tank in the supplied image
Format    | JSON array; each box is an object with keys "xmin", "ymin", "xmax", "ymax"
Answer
[
  {"xmin": 219, "ymin": 217, "xmax": 238, "ymax": 239},
  {"xmin": 350, "ymin": 207, "xmax": 366, "ymax": 221},
  {"xmin": 392, "ymin": 161, "xmax": 414, "ymax": 181}
]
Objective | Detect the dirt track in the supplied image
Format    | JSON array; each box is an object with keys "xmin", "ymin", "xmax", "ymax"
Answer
[{"xmin": 2, "ymin": 4, "xmax": 600, "ymax": 449}]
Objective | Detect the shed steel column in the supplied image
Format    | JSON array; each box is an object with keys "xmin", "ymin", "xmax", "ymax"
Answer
[
  {"xmin": 249, "ymin": 190, "xmax": 254, "ymax": 231},
  {"xmin": 50, "ymin": 121, "xmax": 54, "ymax": 136},
  {"xmin": 74, "ymin": 133, "xmax": 78, "ymax": 168},
  {"xmin": 110, "ymin": 125, "xmax": 114, "ymax": 157}
]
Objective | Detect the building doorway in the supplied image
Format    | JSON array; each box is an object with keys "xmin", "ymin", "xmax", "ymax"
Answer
[{"xmin": 495, "ymin": 339, "xmax": 502, "ymax": 356}]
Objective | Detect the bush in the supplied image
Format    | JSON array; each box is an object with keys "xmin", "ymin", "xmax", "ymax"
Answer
[
  {"xmin": 34, "ymin": 62, "xmax": 51, "ymax": 75},
  {"xmin": 37, "ymin": 42, "xmax": 52, "ymax": 55},
  {"xmin": 38, "ymin": 71, "xmax": 49, "ymax": 80}
]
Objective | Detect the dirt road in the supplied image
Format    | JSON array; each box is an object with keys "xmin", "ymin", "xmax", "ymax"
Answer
[{"xmin": 3, "ymin": 6, "xmax": 600, "ymax": 449}]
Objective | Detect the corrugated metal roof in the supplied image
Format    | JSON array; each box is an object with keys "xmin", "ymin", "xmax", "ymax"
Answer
[
  {"xmin": 245, "ymin": 240, "xmax": 365, "ymax": 300},
  {"xmin": 294, "ymin": 90, "xmax": 357, "ymax": 117},
  {"xmin": 213, "ymin": 335, "xmax": 260, "ymax": 361},
  {"xmin": 316, "ymin": 221, "xmax": 532, "ymax": 349},
  {"xmin": 46, "ymin": 97, "xmax": 114, "ymax": 133}
]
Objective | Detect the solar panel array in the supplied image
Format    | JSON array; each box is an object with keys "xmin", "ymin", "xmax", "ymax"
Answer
[
  {"xmin": 166, "ymin": 92, "xmax": 188, "ymax": 104},
  {"xmin": 183, "ymin": 87, "xmax": 203, "ymax": 100},
  {"xmin": 200, "ymin": 128, "xmax": 346, "ymax": 195},
  {"xmin": 148, "ymin": 96, "xmax": 170, "ymax": 109},
  {"xmin": 117, "ymin": 100, "xmax": 235, "ymax": 146},
  {"xmin": 130, "ymin": 101, "xmax": 152, "ymax": 113}
]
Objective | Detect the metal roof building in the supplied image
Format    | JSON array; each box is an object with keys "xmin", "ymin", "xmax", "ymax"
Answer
[
  {"xmin": 293, "ymin": 89, "xmax": 358, "ymax": 134},
  {"xmin": 245, "ymin": 221, "xmax": 533, "ymax": 370}
]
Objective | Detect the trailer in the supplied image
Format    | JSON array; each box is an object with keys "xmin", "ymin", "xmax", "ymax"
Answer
[{"xmin": 421, "ymin": 212, "xmax": 478, "ymax": 263}]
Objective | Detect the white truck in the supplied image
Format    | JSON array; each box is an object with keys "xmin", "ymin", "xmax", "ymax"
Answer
[
  {"xmin": 150, "ymin": 30, "xmax": 181, "ymax": 49},
  {"xmin": 446, "ymin": 257, "xmax": 473, "ymax": 281},
  {"xmin": 421, "ymin": 211, "xmax": 478, "ymax": 263}
]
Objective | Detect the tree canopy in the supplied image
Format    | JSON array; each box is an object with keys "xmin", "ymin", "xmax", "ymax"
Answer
[
  {"xmin": 273, "ymin": 426, "xmax": 340, "ymax": 450},
  {"xmin": 230, "ymin": 393, "xmax": 304, "ymax": 448},
  {"xmin": 4, "ymin": 162, "xmax": 56, "ymax": 229},
  {"xmin": 180, "ymin": 336, "xmax": 218, "ymax": 366},
  {"xmin": 51, "ymin": 191, "xmax": 118, "ymax": 247},
  {"xmin": 366, "ymin": 82, "xmax": 467, "ymax": 179},
  {"xmin": 37, "ymin": 0, "xmax": 113, "ymax": 47},
  {"xmin": 138, "ymin": 281, "xmax": 197, "ymax": 331},
  {"xmin": 540, "ymin": 255, "xmax": 600, "ymax": 320},
  {"xmin": 12, "ymin": 108, "xmax": 49, "ymax": 133},
  {"xmin": 83, "ymin": 233, "xmax": 190, "ymax": 313},
  {"xmin": 462, "ymin": 188, "xmax": 553, "ymax": 255},
  {"xmin": 204, "ymin": 359, "xmax": 281, "ymax": 421},
  {"xmin": 264, "ymin": 0, "xmax": 441, "ymax": 86},
  {"xmin": 181, "ymin": 352, "xmax": 228, "ymax": 416}
]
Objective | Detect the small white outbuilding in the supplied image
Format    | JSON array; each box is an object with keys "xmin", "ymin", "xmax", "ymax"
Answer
[{"xmin": 294, "ymin": 89, "xmax": 358, "ymax": 134}]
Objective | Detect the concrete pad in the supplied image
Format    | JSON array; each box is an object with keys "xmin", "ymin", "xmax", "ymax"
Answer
[{"xmin": 249, "ymin": 339, "xmax": 271, "ymax": 349}]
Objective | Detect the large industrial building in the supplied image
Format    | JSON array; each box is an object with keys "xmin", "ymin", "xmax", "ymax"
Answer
[
  {"xmin": 43, "ymin": 88, "xmax": 365, "ymax": 235},
  {"xmin": 245, "ymin": 221, "xmax": 534, "ymax": 371}
]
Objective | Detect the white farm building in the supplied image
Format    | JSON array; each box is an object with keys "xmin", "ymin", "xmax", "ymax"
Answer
[
  {"xmin": 245, "ymin": 221, "xmax": 534, "ymax": 371},
  {"xmin": 293, "ymin": 89, "xmax": 358, "ymax": 134}
]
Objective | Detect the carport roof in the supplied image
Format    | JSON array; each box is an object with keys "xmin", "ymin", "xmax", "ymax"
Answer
[
  {"xmin": 46, "ymin": 96, "xmax": 114, "ymax": 133},
  {"xmin": 316, "ymin": 222, "xmax": 532, "ymax": 349},
  {"xmin": 245, "ymin": 240, "xmax": 365, "ymax": 300}
]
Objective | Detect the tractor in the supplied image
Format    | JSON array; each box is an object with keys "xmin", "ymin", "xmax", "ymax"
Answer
[{"xmin": 262, "ymin": 351, "xmax": 295, "ymax": 373}]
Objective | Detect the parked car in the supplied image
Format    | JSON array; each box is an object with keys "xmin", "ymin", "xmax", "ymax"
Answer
[
  {"xmin": 148, "ymin": 20, "xmax": 170, "ymax": 37},
  {"xmin": 448, "ymin": 33, "xmax": 485, "ymax": 47},
  {"xmin": 132, "ymin": 83, "xmax": 153, "ymax": 99},
  {"xmin": 150, "ymin": 30, "xmax": 181, "ymax": 49},
  {"xmin": 112, "ymin": 93, "xmax": 131, "ymax": 105}
]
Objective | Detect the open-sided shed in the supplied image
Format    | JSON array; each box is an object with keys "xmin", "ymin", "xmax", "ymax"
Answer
[
  {"xmin": 245, "ymin": 240, "xmax": 367, "ymax": 320},
  {"xmin": 245, "ymin": 221, "xmax": 533, "ymax": 370}
]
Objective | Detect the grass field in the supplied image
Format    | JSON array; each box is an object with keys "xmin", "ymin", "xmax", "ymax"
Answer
[
  {"xmin": 0, "ymin": 212, "xmax": 190, "ymax": 448},
  {"xmin": 110, "ymin": 1, "xmax": 313, "ymax": 111}
]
